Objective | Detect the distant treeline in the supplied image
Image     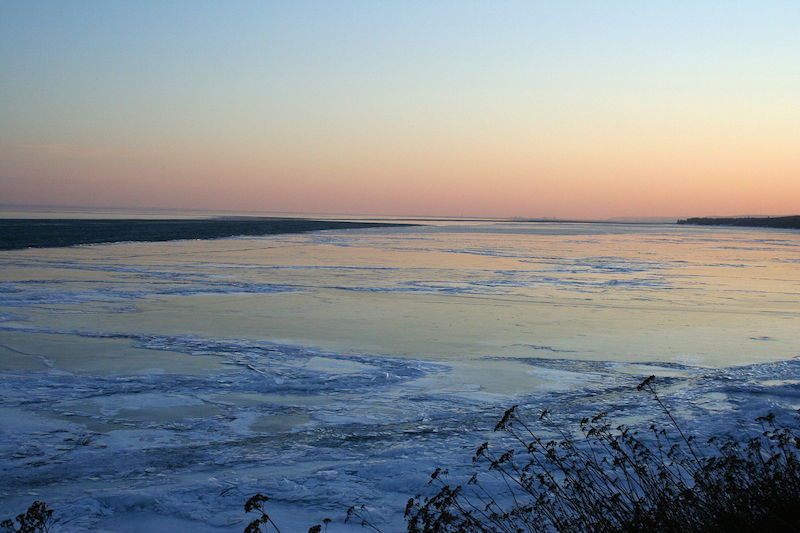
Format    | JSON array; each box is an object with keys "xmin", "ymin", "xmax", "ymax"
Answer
[
  {"xmin": 0, "ymin": 218, "xmax": 415, "ymax": 251},
  {"xmin": 678, "ymin": 216, "xmax": 800, "ymax": 229}
]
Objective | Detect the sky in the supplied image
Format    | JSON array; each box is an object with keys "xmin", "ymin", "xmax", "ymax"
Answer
[{"xmin": 1, "ymin": 1, "xmax": 798, "ymax": 219}]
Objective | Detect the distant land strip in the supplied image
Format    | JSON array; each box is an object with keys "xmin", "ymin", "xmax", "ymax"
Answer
[
  {"xmin": 677, "ymin": 216, "xmax": 800, "ymax": 230},
  {"xmin": 0, "ymin": 218, "xmax": 417, "ymax": 251}
]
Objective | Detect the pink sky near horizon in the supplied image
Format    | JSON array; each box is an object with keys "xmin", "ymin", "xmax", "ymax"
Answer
[
  {"xmin": 2, "ymin": 2, "xmax": 798, "ymax": 219},
  {"xmin": 3, "ymin": 118, "xmax": 797, "ymax": 219}
]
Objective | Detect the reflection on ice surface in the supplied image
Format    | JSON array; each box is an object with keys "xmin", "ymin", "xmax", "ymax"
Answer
[{"xmin": 1, "ymin": 221, "xmax": 800, "ymax": 531}]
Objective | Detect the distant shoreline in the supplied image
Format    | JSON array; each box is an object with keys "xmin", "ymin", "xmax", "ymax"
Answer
[
  {"xmin": 0, "ymin": 218, "xmax": 417, "ymax": 251},
  {"xmin": 678, "ymin": 216, "xmax": 800, "ymax": 230}
]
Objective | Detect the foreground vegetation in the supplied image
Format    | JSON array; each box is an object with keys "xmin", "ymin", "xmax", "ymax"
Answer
[
  {"xmin": 402, "ymin": 376, "xmax": 800, "ymax": 533},
  {"xmin": 246, "ymin": 376, "xmax": 800, "ymax": 533},
  {"xmin": 1, "ymin": 502, "xmax": 52, "ymax": 533},
  {"xmin": 6, "ymin": 377, "xmax": 799, "ymax": 533}
]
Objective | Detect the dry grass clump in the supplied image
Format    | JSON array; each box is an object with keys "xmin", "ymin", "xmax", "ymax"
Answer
[
  {"xmin": 405, "ymin": 376, "xmax": 800, "ymax": 533},
  {"xmin": 243, "ymin": 493, "xmax": 333, "ymax": 533},
  {"xmin": 1, "ymin": 501, "xmax": 52, "ymax": 533},
  {"xmin": 240, "ymin": 376, "xmax": 799, "ymax": 532}
]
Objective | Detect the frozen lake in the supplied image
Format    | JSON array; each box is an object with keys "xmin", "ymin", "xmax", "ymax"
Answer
[{"xmin": 2, "ymin": 220, "xmax": 800, "ymax": 531}]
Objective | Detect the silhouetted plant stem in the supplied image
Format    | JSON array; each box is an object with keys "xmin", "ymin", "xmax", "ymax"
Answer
[{"xmin": 636, "ymin": 375, "xmax": 702, "ymax": 467}]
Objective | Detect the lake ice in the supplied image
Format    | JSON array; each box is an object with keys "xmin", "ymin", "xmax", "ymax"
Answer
[{"xmin": 2, "ymin": 221, "xmax": 799, "ymax": 531}]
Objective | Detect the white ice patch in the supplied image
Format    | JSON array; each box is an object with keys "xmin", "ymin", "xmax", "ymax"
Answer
[
  {"xmin": 524, "ymin": 366, "xmax": 605, "ymax": 390},
  {"xmin": 304, "ymin": 356, "xmax": 374, "ymax": 374}
]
